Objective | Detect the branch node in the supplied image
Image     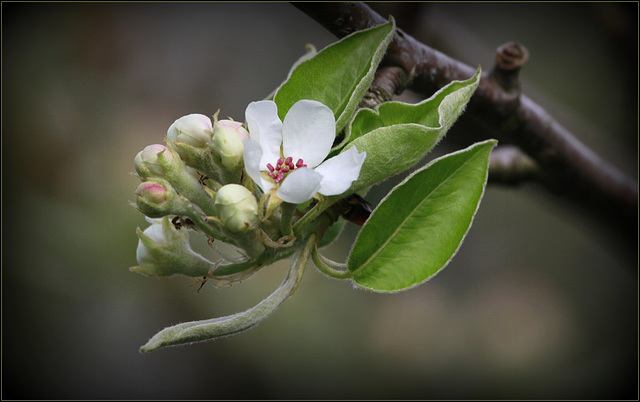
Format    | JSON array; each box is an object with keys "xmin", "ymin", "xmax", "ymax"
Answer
[
  {"xmin": 488, "ymin": 145, "xmax": 539, "ymax": 186},
  {"xmin": 359, "ymin": 66, "xmax": 408, "ymax": 109},
  {"xmin": 490, "ymin": 42, "xmax": 529, "ymax": 93}
]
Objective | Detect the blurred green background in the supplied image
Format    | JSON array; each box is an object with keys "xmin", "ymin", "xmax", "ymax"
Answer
[{"xmin": 2, "ymin": 2, "xmax": 637, "ymax": 399}]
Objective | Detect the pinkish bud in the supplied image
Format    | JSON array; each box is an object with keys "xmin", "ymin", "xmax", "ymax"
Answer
[
  {"xmin": 134, "ymin": 144, "xmax": 177, "ymax": 178},
  {"xmin": 135, "ymin": 181, "xmax": 169, "ymax": 205}
]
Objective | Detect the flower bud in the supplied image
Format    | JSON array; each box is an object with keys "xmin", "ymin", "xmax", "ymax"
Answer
[
  {"xmin": 214, "ymin": 184, "xmax": 258, "ymax": 233},
  {"xmin": 211, "ymin": 120, "xmax": 249, "ymax": 170},
  {"xmin": 132, "ymin": 217, "xmax": 213, "ymax": 277},
  {"xmin": 134, "ymin": 179, "xmax": 182, "ymax": 218},
  {"xmin": 134, "ymin": 144, "xmax": 178, "ymax": 179},
  {"xmin": 167, "ymin": 114, "xmax": 213, "ymax": 148},
  {"xmin": 134, "ymin": 144, "xmax": 217, "ymax": 216}
]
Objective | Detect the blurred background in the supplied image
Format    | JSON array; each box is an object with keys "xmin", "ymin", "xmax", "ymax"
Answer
[{"xmin": 2, "ymin": 2, "xmax": 637, "ymax": 399}]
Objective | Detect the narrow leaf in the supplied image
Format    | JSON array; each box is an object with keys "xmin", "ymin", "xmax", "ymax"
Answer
[
  {"xmin": 347, "ymin": 140, "xmax": 497, "ymax": 293},
  {"xmin": 274, "ymin": 20, "xmax": 395, "ymax": 133},
  {"xmin": 140, "ymin": 236, "xmax": 314, "ymax": 352}
]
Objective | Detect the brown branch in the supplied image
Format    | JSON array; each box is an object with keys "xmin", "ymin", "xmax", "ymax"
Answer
[{"xmin": 293, "ymin": 2, "xmax": 638, "ymax": 241}]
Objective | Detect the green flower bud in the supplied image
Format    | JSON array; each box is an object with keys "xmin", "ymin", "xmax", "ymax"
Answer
[
  {"xmin": 134, "ymin": 144, "xmax": 178, "ymax": 179},
  {"xmin": 214, "ymin": 184, "xmax": 258, "ymax": 233},
  {"xmin": 211, "ymin": 120, "xmax": 249, "ymax": 170},
  {"xmin": 132, "ymin": 217, "xmax": 213, "ymax": 278},
  {"xmin": 167, "ymin": 114, "xmax": 213, "ymax": 148}
]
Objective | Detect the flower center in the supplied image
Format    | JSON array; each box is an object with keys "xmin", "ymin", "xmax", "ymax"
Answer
[{"xmin": 266, "ymin": 156, "xmax": 307, "ymax": 184}]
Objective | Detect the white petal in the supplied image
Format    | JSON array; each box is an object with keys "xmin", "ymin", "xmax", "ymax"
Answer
[
  {"xmin": 282, "ymin": 99, "xmax": 335, "ymax": 168},
  {"xmin": 314, "ymin": 147, "xmax": 367, "ymax": 196},
  {"xmin": 245, "ymin": 100, "xmax": 282, "ymax": 165},
  {"xmin": 276, "ymin": 168, "xmax": 322, "ymax": 204},
  {"xmin": 243, "ymin": 139, "xmax": 273, "ymax": 193}
]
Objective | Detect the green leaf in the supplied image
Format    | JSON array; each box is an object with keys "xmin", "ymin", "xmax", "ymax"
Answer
[
  {"xmin": 342, "ymin": 124, "xmax": 440, "ymax": 194},
  {"xmin": 347, "ymin": 140, "xmax": 497, "ymax": 293},
  {"xmin": 273, "ymin": 19, "xmax": 395, "ymax": 133},
  {"xmin": 347, "ymin": 67, "xmax": 481, "ymax": 144},
  {"xmin": 342, "ymin": 67, "xmax": 482, "ymax": 192}
]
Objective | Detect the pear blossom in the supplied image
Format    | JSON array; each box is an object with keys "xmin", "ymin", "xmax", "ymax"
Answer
[{"xmin": 242, "ymin": 99, "xmax": 366, "ymax": 204}]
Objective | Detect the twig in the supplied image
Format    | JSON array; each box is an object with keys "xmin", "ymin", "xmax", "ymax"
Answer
[{"xmin": 293, "ymin": 2, "xmax": 638, "ymax": 240}]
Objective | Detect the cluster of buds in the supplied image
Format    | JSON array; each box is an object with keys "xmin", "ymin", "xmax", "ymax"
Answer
[
  {"xmin": 131, "ymin": 113, "xmax": 266, "ymax": 278},
  {"xmin": 131, "ymin": 99, "xmax": 367, "ymax": 283}
]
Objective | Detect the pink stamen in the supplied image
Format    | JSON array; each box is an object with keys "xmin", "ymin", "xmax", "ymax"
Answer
[{"xmin": 265, "ymin": 156, "xmax": 309, "ymax": 185}]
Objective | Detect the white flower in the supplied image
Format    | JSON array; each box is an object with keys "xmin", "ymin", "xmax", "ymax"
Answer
[{"xmin": 242, "ymin": 99, "xmax": 366, "ymax": 204}]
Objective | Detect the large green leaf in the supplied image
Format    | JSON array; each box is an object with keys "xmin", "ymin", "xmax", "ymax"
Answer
[
  {"xmin": 273, "ymin": 20, "xmax": 395, "ymax": 133},
  {"xmin": 347, "ymin": 140, "xmax": 497, "ymax": 293},
  {"xmin": 341, "ymin": 68, "xmax": 482, "ymax": 193}
]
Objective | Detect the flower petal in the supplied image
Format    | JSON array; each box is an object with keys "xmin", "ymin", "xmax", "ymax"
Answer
[
  {"xmin": 243, "ymin": 138, "xmax": 273, "ymax": 193},
  {"xmin": 282, "ymin": 100, "xmax": 335, "ymax": 168},
  {"xmin": 245, "ymin": 101, "xmax": 282, "ymax": 165},
  {"xmin": 276, "ymin": 167, "xmax": 322, "ymax": 204},
  {"xmin": 314, "ymin": 147, "xmax": 367, "ymax": 196}
]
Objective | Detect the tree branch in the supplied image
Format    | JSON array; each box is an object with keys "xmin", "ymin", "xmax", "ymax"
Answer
[{"xmin": 293, "ymin": 2, "xmax": 637, "ymax": 241}]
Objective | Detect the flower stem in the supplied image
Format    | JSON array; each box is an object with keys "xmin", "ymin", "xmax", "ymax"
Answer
[
  {"xmin": 292, "ymin": 196, "xmax": 332, "ymax": 236},
  {"xmin": 280, "ymin": 202, "xmax": 295, "ymax": 236},
  {"xmin": 311, "ymin": 244, "xmax": 351, "ymax": 279}
]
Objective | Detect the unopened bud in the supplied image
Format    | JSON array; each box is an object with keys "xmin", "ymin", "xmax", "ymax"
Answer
[
  {"xmin": 134, "ymin": 144, "xmax": 178, "ymax": 179},
  {"xmin": 211, "ymin": 120, "xmax": 249, "ymax": 170},
  {"xmin": 214, "ymin": 184, "xmax": 258, "ymax": 233},
  {"xmin": 132, "ymin": 217, "xmax": 213, "ymax": 278},
  {"xmin": 134, "ymin": 179, "xmax": 183, "ymax": 218},
  {"xmin": 167, "ymin": 114, "xmax": 213, "ymax": 148},
  {"xmin": 134, "ymin": 144, "xmax": 217, "ymax": 216}
]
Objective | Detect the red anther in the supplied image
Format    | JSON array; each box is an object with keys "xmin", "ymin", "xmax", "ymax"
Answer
[
  {"xmin": 281, "ymin": 167, "xmax": 290, "ymax": 173},
  {"xmin": 277, "ymin": 157, "xmax": 284, "ymax": 166},
  {"xmin": 268, "ymin": 172, "xmax": 276, "ymax": 180},
  {"xmin": 284, "ymin": 156, "xmax": 293, "ymax": 165},
  {"xmin": 266, "ymin": 163, "xmax": 275, "ymax": 172},
  {"xmin": 296, "ymin": 159, "xmax": 306, "ymax": 168},
  {"xmin": 288, "ymin": 161, "xmax": 295, "ymax": 170},
  {"xmin": 276, "ymin": 171, "xmax": 284, "ymax": 183}
]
